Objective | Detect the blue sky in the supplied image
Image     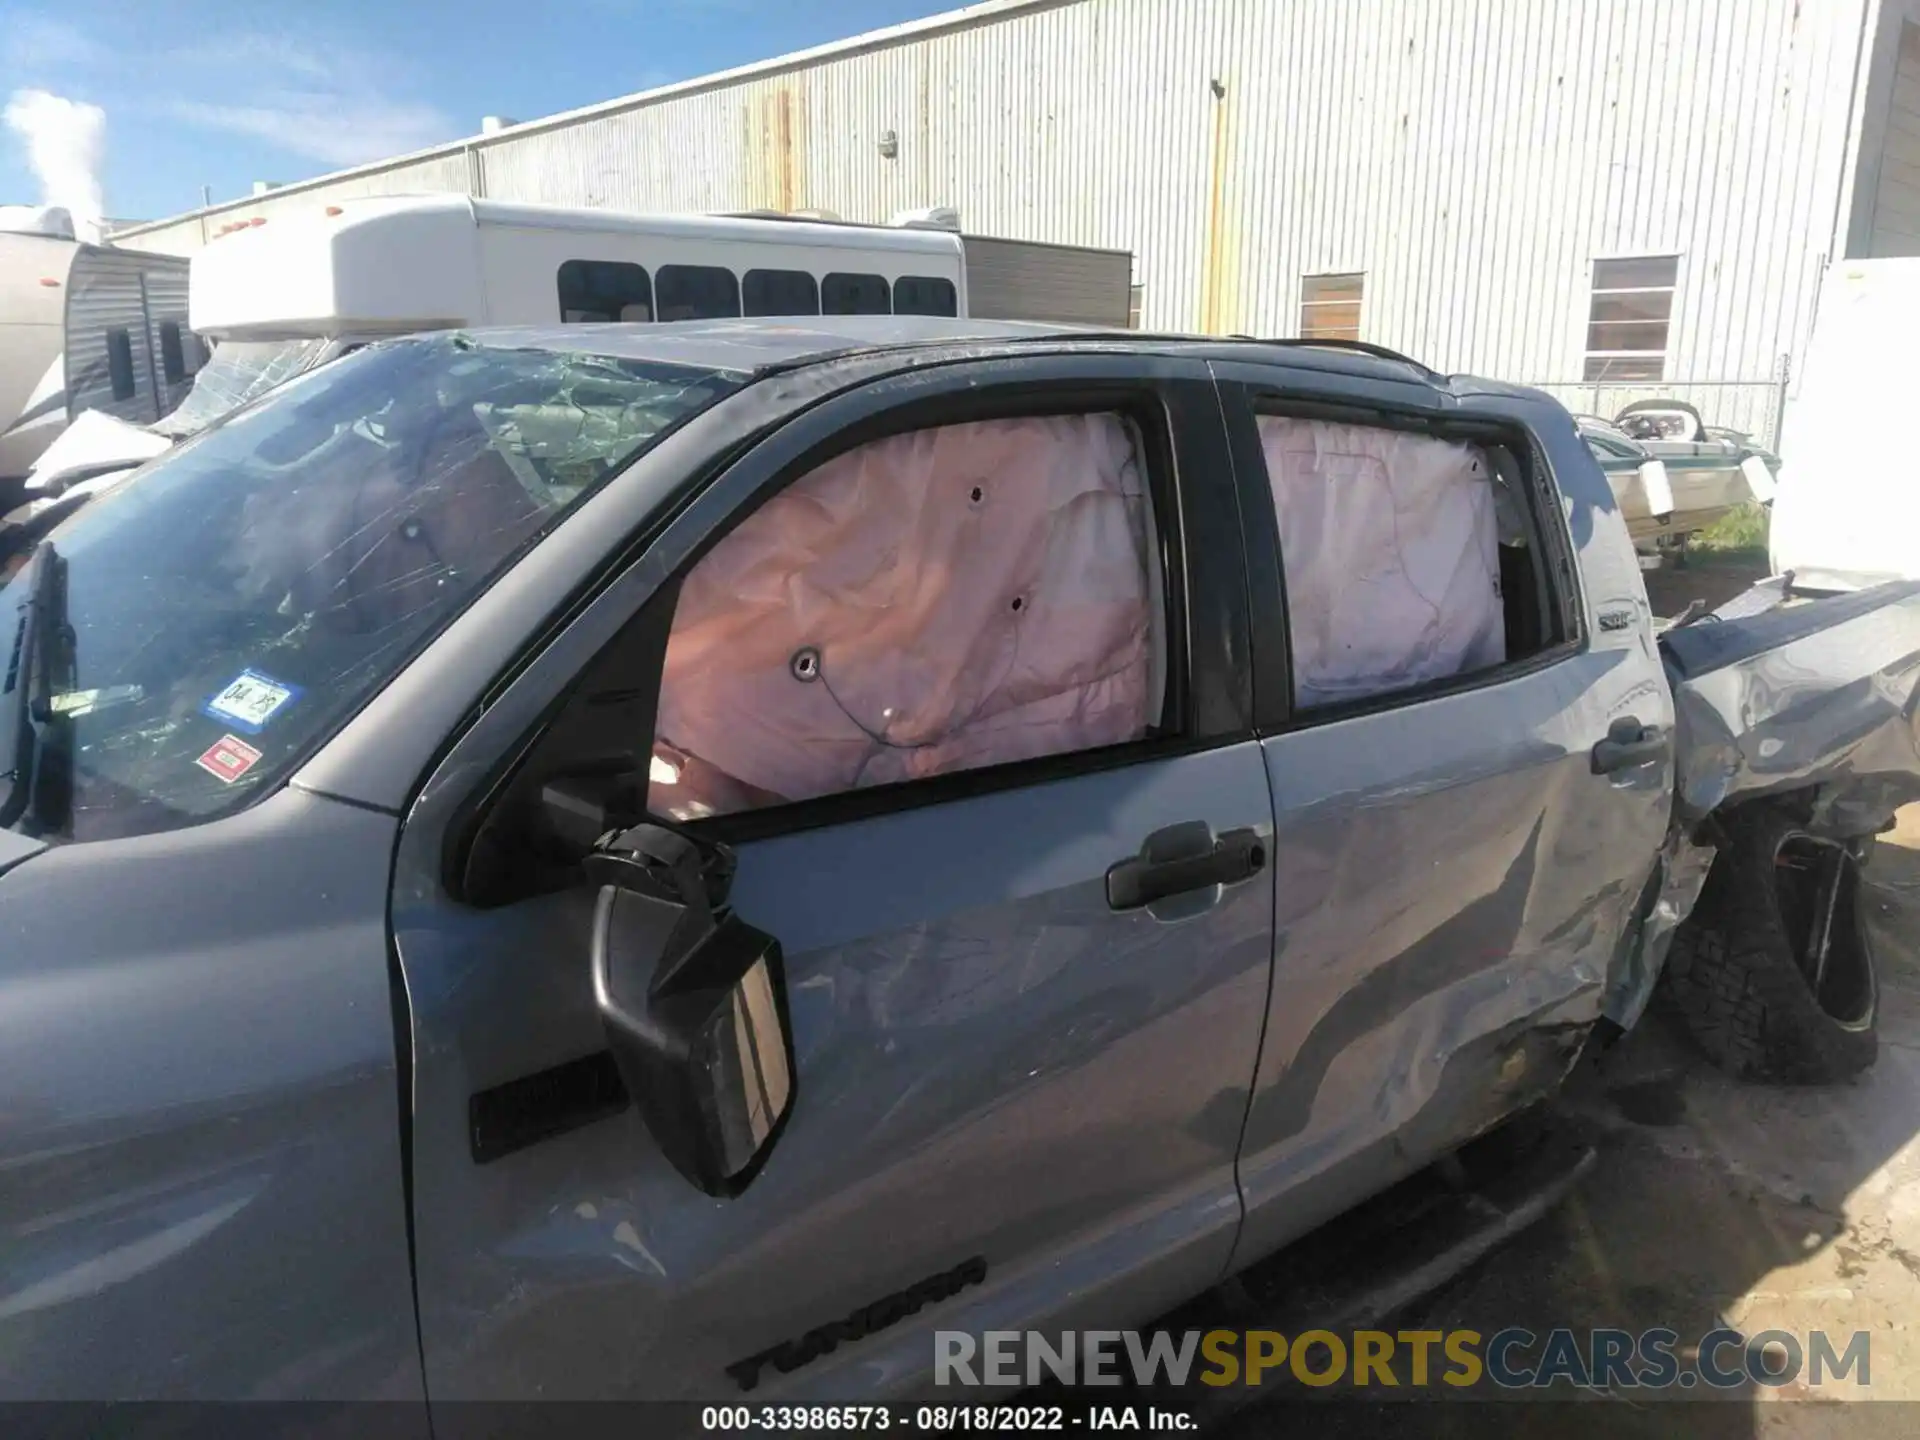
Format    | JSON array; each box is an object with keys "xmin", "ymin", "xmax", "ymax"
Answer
[{"xmin": 0, "ymin": 0, "xmax": 961, "ymax": 222}]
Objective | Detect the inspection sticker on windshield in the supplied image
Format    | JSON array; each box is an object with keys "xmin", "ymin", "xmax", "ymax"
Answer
[
  {"xmin": 195, "ymin": 735, "xmax": 263, "ymax": 786},
  {"xmin": 202, "ymin": 669, "xmax": 302, "ymax": 735}
]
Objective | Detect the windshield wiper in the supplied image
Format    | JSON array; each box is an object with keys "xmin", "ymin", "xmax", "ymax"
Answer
[
  {"xmin": 0, "ymin": 491, "xmax": 94, "ymax": 570},
  {"xmin": 0, "ymin": 542, "xmax": 76, "ymax": 833}
]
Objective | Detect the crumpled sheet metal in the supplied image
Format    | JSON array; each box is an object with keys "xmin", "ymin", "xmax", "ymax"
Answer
[
  {"xmin": 1255, "ymin": 416, "xmax": 1505, "ymax": 709},
  {"xmin": 649, "ymin": 412, "xmax": 1157, "ymax": 819},
  {"xmin": 1604, "ymin": 827, "xmax": 1717, "ymax": 1030},
  {"xmin": 1664, "ymin": 582, "xmax": 1920, "ymax": 833}
]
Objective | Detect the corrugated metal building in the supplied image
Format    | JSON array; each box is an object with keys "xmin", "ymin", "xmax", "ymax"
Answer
[{"xmin": 115, "ymin": 0, "xmax": 1920, "ymax": 442}]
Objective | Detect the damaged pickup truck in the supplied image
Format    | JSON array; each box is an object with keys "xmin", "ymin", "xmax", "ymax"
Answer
[{"xmin": 4, "ymin": 317, "xmax": 1919, "ymax": 1411}]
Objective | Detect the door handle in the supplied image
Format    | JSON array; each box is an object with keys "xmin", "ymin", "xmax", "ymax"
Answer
[
  {"xmin": 1107, "ymin": 825, "xmax": 1267, "ymax": 911},
  {"xmin": 1591, "ymin": 715, "xmax": 1672, "ymax": 775}
]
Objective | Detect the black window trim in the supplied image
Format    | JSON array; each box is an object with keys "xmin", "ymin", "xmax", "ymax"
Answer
[
  {"xmin": 447, "ymin": 357, "xmax": 1253, "ymax": 901},
  {"xmin": 105, "ymin": 327, "xmax": 138, "ymax": 402},
  {"xmin": 159, "ymin": 320, "xmax": 187, "ymax": 385},
  {"xmin": 1219, "ymin": 376, "xmax": 1588, "ymax": 736}
]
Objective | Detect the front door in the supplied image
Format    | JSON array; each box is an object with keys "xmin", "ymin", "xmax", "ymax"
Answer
[{"xmin": 391, "ymin": 357, "xmax": 1278, "ymax": 1404}]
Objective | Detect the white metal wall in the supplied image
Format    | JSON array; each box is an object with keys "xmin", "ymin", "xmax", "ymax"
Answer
[
  {"xmin": 1869, "ymin": 21, "xmax": 1920, "ymax": 253},
  {"xmin": 116, "ymin": 0, "xmax": 1873, "ymax": 388}
]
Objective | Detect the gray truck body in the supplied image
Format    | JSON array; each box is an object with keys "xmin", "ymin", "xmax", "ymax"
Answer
[{"xmin": 3, "ymin": 317, "xmax": 1917, "ymax": 1415}]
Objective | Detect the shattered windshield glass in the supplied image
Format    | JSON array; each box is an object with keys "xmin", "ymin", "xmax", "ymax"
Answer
[
  {"xmin": 0, "ymin": 334, "xmax": 743, "ymax": 842},
  {"xmin": 155, "ymin": 337, "xmax": 335, "ymax": 437}
]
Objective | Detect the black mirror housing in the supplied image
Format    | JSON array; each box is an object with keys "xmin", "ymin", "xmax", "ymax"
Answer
[{"xmin": 589, "ymin": 824, "xmax": 796, "ymax": 1197}]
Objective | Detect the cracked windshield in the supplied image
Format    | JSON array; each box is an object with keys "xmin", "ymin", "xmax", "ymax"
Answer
[{"xmin": 0, "ymin": 335, "xmax": 739, "ymax": 840}]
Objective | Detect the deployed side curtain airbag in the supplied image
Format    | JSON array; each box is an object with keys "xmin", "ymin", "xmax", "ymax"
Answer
[
  {"xmin": 1257, "ymin": 416, "xmax": 1505, "ymax": 709},
  {"xmin": 650, "ymin": 414, "xmax": 1158, "ymax": 820}
]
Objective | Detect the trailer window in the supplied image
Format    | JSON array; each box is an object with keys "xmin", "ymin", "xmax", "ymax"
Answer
[
  {"xmin": 656, "ymin": 265, "xmax": 741, "ymax": 321},
  {"xmin": 743, "ymin": 268, "xmax": 821, "ymax": 316},
  {"xmin": 160, "ymin": 322, "xmax": 188, "ymax": 384},
  {"xmin": 894, "ymin": 276, "xmax": 958, "ymax": 317},
  {"xmin": 106, "ymin": 329, "xmax": 137, "ymax": 401},
  {"xmin": 558, "ymin": 260, "xmax": 654, "ymax": 324},
  {"xmin": 823, "ymin": 273, "xmax": 891, "ymax": 315}
]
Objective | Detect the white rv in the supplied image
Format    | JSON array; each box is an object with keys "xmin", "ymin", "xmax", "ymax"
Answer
[
  {"xmin": 0, "ymin": 206, "xmax": 193, "ymax": 506},
  {"xmin": 26, "ymin": 195, "xmax": 1133, "ymax": 494},
  {"xmin": 1768, "ymin": 256, "xmax": 1920, "ymax": 591}
]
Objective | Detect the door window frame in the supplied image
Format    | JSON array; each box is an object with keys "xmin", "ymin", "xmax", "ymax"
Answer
[
  {"xmin": 1211, "ymin": 368, "xmax": 1587, "ymax": 736},
  {"xmin": 435, "ymin": 355, "xmax": 1255, "ymax": 906}
]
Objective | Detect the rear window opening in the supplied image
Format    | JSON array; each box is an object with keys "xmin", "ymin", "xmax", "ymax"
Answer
[{"xmin": 1252, "ymin": 411, "xmax": 1571, "ymax": 714}]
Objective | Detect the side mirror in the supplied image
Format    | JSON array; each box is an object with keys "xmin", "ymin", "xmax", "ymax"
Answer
[{"xmin": 588, "ymin": 824, "xmax": 795, "ymax": 1197}]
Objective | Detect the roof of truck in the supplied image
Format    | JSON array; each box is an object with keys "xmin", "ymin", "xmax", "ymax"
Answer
[{"xmin": 451, "ymin": 315, "xmax": 1468, "ymax": 390}]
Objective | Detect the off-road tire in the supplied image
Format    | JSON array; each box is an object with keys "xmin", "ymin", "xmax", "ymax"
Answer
[{"xmin": 1665, "ymin": 807, "xmax": 1879, "ymax": 1083}]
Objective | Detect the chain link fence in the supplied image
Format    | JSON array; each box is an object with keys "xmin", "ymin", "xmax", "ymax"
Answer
[{"xmin": 1519, "ymin": 358, "xmax": 1793, "ymax": 452}]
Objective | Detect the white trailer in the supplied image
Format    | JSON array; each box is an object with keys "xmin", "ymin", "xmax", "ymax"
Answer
[
  {"xmin": 1768, "ymin": 256, "xmax": 1920, "ymax": 591},
  {"xmin": 27, "ymin": 194, "xmax": 1132, "ymax": 494},
  {"xmin": 0, "ymin": 208, "xmax": 192, "ymax": 505}
]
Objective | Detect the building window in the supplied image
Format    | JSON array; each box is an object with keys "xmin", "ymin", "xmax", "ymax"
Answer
[
  {"xmin": 743, "ymin": 268, "xmax": 820, "ymax": 316},
  {"xmin": 656, "ymin": 265, "xmax": 741, "ymax": 321},
  {"xmin": 1584, "ymin": 256, "xmax": 1678, "ymax": 381},
  {"xmin": 106, "ymin": 328, "xmax": 136, "ymax": 400},
  {"xmin": 894, "ymin": 275, "xmax": 958, "ymax": 317},
  {"xmin": 822, "ymin": 273, "xmax": 891, "ymax": 315},
  {"xmin": 558, "ymin": 260, "xmax": 653, "ymax": 323},
  {"xmin": 1299, "ymin": 273, "xmax": 1363, "ymax": 342},
  {"xmin": 160, "ymin": 321, "xmax": 188, "ymax": 384}
]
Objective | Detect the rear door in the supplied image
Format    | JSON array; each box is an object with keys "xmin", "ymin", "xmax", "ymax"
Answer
[
  {"xmin": 390, "ymin": 353, "xmax": 1277, "ymax": 1404},
  {"xmin": 1208, "ymin": 364, "xmax": 1675, "ymax": 1268}
]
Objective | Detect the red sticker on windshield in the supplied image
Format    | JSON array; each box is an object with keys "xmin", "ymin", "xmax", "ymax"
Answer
[{"xmin": 195, "ymin": 734, "xmax": 263, "ymax": 785}]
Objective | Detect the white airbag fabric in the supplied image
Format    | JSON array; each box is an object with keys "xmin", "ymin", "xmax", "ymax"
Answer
[
  {"xmin": 1257, "ymin": 416, "xmax": 1504, "ymax": 708},
  {"xmin": 649, "ymin": 414, "xmax": 1156, "ymax": 819}
]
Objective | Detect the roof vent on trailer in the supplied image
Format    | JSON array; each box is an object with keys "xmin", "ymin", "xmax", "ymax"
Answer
[
  {"xmin": 0, "ymin": 204, "xmax": 76, "ymax": 239},
  {"xmin": 724, "ymin": 207, "xmax": 845, "ymax": 224},
  {"xmin": 889, "ymin": 205, "xmax": 960, "ymax": 231}
]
